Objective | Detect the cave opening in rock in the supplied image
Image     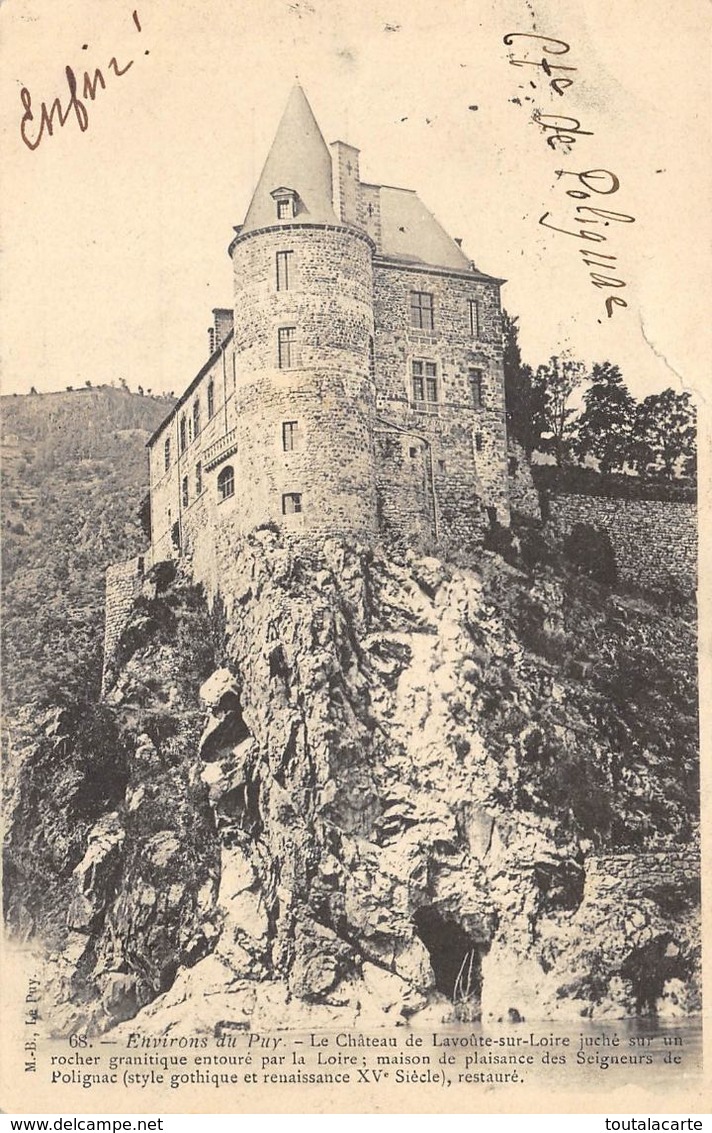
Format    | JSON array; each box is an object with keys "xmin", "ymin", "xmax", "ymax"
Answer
[
  {"xmin": 200, "ymin": 691, "xmax": 252, "ymax": 763},
  {"xmin": 621, "ymin": 934, "xmax": 689, "ymax": 1014},
  {"xmin": 413, "ymin": 906, "xmax": 486, "ymax": 1002}
]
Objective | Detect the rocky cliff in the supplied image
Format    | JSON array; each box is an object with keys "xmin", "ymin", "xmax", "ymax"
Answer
[{"xmin": 3, "ymin": 529, "xmax": 700, "ymax": 1033}]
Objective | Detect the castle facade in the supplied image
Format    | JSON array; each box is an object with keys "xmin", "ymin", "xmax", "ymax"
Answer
[{"xmin": 146, "ymin": 86, "xmax": 509, "ymax": 589}]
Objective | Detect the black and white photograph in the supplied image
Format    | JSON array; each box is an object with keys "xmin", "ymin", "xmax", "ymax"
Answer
[{"xmin": 1, "ymin": 0, "xmax": 708, "ymax": 1117}]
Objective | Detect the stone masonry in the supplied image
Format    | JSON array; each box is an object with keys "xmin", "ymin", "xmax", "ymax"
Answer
[
  {"xmin": 102, "ymin": 556, "xmax": 145, "ymax": 692},
  {"xmin": 103, "ymin": 85, "xmax": 698, "ymax": 676},
  {"xmin": 582, "ymin": 846, "xmax": 700, "ymax": 908},
  {"xmin": 549, "ymin": 495, "xmax": 697, "ymax": 594},
  {"xmin": 141, "ymin": 84, "xmax": 510, "ymax": 599}
]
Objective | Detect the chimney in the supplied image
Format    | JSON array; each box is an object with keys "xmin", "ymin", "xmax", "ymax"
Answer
[
  {"xmin": 213, "ymin": 308, "xmax": 234, "ymax": 349},
  {"xmin": 330, "ymin": 140, "xmax": 361, "ymax": 226}
]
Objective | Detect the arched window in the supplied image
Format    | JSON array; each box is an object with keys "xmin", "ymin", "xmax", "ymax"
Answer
[
  {"xmin": 207, "ymin": 380, "xmax": 215, "ymax": 420},
  {"xmin": 193, "ymin": 398, "xmax": 200, "ymax": 437},
  {"xmin": 217, "ymin": 465, "xmax": 235, "ymax": 501}
]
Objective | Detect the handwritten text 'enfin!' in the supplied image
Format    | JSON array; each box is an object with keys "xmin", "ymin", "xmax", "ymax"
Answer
[
  {"xmin": 503, "ymin": 32, "xmax": 636, "ymax": 320},
  {"xmin": 19, "ymin": 10, "xmax": 147, "ymax": 153}
]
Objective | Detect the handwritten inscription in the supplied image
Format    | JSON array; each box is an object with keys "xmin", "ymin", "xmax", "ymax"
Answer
[
  {"xmin": 20, "ymin": 10, "xmax": 146, "ymax": 152},
  {"xmin": 503, "ymin": 33, "xmax": 635, "ymax": 319}
]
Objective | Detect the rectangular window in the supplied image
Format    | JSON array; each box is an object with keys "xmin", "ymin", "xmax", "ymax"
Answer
[
  {"xmin": 164, "ymin": 437, "xmax": 171, "ymax": 472},
  {"xmin": 182, "ymin": 475, "xmax": 189, "ymax": 508},
  {"xmin": 193, "ymin": 399, "xmax": 201, "ymax": 437},
  {"xmin": 282, "ymin": 420, "xmax": 299, "ymax": 451},
  {"xmin": 278, "ymin": 327, "xmax": 297, "ymax": 369},
  {"xmin": 282, "ymin": 492, "xmax": 302, "ymax": 515},
  {"xmin": 276, "ymin": 251, "xmax": 293, "ymax": 292},
  {"xmin": 195, "ymin": 462, "xmax": 202, "ymax": 495},
  {"xmin": 469, "ymin": 299, "xmax": 480, "ymax": 338},
  {"xmin": 425, "ymin": 365, "xmax": 438, "ymax": 403},
  {"xmin": 179, "ymin": 416, "xmax": 187, "ymax": 454},
  {"xmin": 207, "ymin": 380, "xmax": 215, "ymax": 420},
  {"xmin": 475, "ymin": 433, "xmax": 484, "ymax": 453},
  {"xmin": 410, "ymin": 291, "xmax": 434, "ymax": 331},
  {"xmin": 277, "ymin": 199, "xmax": 291, "ymax": 220},
  {"xmin": 411, "ymin": 360, "xmax": 438, "ymax": 406},
  {"xmin": 469, "ymin": 368, "xmax": 484, "ymax": 408}
]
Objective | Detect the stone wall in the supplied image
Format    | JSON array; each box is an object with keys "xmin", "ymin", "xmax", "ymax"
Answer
[
  {"xmin": 102, "ymin": 556, "xmax": 145, "ymax": 689},
  {"xmin": 375, "ymin": 429, "xmax": 435, "ymax": 546},
  {"xmin": 507, "ymin": 443, "xmax": 541, "ymax": 519},
  {"xmin": 145, "ymin": 234, "xmax": 513, "ymax": 587},
  {"xmin": 583, "ymin": 846, "xmax": 700, "ymax": 907},
  {"xmin": 229, "ymin": 223, "xmax": 378, "ymax": 541},
  {"xmin": 372, "ymin": 260, "xmax": 510, "ymax": 544},
  {"xmin": 548, "ymin": 495, "xmax": 697, "ymax": 593},
  {"xmin": 148, "ymin": 339, "xmax": 237, "ymax": 566}
]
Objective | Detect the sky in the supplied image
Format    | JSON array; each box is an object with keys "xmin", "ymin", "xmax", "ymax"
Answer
[{"xmin": 2, "ymin": 0, "xmax": 710, "ymax": 403}]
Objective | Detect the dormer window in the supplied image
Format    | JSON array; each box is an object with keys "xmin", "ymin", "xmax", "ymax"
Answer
[{"xmin": 271, "ymin": 187, "xmax": 298, "ymax": 221}]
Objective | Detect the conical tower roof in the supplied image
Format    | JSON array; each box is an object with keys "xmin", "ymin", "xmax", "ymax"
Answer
[{"xmin": 241, "ymin": 85, "xmax": 338, "ymax": 234}]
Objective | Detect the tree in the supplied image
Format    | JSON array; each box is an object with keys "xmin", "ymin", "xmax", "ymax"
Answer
[
  {"xmin": 531, "ymin": 355, "xmax": 586, "ymax": 466},
  {"xmin": 631, "ymin": 389, "xmax": 697, "ymax": 480},
  {"xmin": 575, "ymin": 362, "xmax": 636, "ymax": 474},
  {"xmin": 502, "ymin": 310, "xmax": 536, "ymax": 453}
]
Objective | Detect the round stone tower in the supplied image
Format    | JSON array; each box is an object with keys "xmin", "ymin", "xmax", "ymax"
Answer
[{"xmin": 227, "ymin": 86, "xmax": 378, "ymax": 539}]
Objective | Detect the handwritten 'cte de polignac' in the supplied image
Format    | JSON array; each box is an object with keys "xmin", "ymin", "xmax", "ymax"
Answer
[{"xmin": 504, "ymin": 32, "xmax": 635, "ymax": 319}]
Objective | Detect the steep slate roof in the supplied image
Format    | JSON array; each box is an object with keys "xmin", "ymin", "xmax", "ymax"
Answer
[
  {"xmin": 241, "ymin": 84, "xmax": 339, "ymax": 234},
  {"xmin": 377, "ymin": 186, "xmax": 472, "ymax": 271}
]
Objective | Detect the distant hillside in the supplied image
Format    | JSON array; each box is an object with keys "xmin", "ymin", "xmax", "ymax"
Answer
[{"xmin": 2, "ymin": 388, "xmax": 174, "ymax": 710}]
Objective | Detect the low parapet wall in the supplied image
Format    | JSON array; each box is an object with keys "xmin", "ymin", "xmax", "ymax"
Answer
[{"xmin": 548, "ymin": 495, "xmax": 697, "ymax": 594}]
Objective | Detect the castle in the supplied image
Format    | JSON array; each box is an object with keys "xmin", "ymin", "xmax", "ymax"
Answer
[
  {"xmin": 145, "ymin": 85, "xmax": 510, "ymax": 592},
  {"xmin": 103, "ymin": 85, "xmax": 696, "ymax": 675}
]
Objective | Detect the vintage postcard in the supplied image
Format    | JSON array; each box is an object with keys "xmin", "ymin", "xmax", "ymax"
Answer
[{"xmin": 1, "ymin": 0, "xmax": 709, "ymax": 1117}]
